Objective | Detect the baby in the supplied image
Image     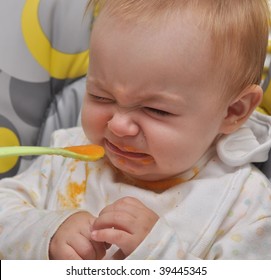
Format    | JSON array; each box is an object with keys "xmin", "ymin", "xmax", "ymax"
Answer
[{"xmin": 0, "ymin": 0, "xmax": 271, "ymax": 259}]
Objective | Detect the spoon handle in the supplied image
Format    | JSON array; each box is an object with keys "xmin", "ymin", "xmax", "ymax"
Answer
[{"xmin": 0, "ymin": 146, "xmax": 103, "ymax": 161}]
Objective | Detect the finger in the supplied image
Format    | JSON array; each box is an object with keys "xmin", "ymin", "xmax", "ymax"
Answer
[
  {"xmin": 68, "ymin": 234, "xmax": 100, "ymax": 260},
  {"xmin": 99, "ymin": 197, "xmax": 147, "ymax": 217},
  {"xmin": 89, "ymin": 239, "xmax": 107, "ymax": 260},
  {"xmin": 67, "ymin": 221, "xmax": 106, "ymax": 260},
  {"xmin": 93, "ymin": 211, "xmax": 136, "ymax": 233},
  {"xmin": 50, "ymin": 243, "xmax": 83, "ymax": 260},
  {"xmin": 91, "ymin": 228, "xmax": 134, "ymax": 256}
]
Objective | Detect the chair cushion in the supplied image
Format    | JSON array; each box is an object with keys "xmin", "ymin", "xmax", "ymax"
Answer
[{"xmin": 0, "ymin": 0, "xmax": 91, "ymax": 178}]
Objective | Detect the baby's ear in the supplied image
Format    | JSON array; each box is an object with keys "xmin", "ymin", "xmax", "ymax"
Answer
[{"xmin": 219, "ymin": 85, "xmax": 263, "ymax": 134}]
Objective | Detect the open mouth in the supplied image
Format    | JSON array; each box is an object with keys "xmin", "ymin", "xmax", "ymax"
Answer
[{"xmin": 105, "ymin": 139, "xmax": 151, "ymax": 160}]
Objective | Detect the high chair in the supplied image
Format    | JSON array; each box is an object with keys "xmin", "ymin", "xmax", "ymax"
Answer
[{"xmin": 0, "ymin": 0, "xmax": 91, "ymax": 178}]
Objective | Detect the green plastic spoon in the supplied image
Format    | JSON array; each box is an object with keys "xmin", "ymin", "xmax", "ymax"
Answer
[{"xmin": 0, "ymin": 145, "xmax": 105, "ymax": 162}]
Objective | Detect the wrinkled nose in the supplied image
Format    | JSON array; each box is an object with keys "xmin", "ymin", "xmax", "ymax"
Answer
[{"xmin": 107, "ymin": 111, "xmax": 140, "ymax": 137}]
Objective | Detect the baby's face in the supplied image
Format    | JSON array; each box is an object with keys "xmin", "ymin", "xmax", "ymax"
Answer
[{"xmin": 82, "ymin": 10, "xmax": 229, "ymax": 181}]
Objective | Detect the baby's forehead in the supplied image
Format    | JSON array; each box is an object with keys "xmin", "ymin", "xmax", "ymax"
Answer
[
  {"xmin": 91, "ymin": 0, "xmax": 269, "ymax": 101},
  {"xmin": 94, "ymin": 5, "xmax": 216, "ymax": 61},
  {"xmin": 92, "ymin": 14, "xmax": 230, "ymax": 96},
  {"xmin": 94, "ymin": 12, "xmax": 216, "ymax": 75}
]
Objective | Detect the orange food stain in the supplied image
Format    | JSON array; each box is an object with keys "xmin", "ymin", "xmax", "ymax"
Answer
[
  {"xmin": 58, "ymin": 180, "xmax": 86, "ymax": 209},
  {"xmin": 117, "ymin": 158, "xmax": 126, "ymax": 165},
  {"xmin": 141, "ymin": 157, "xmax": 154, "ymax": 165},
  {"xmin": 216, "ymin": 229, "xmax": 225, "ymax": 237},
  {"xmin": 69, "ymin": 181, "xmax": 86, "ymax": 200},
  {"xmin": 123, "ymin": 176, "xmax": 187, "ymax": 193},
  {"xmin": 193, "ymin": 167, "xmax": 200, "ymax": 176},
  {"xmin": 123, "ymin": 146, "xmax": 137, "ymax": 152},
  {"xmin": 67, "ymin": 160, "xmax": 78, "ymax": 173},
  {"xmin": 23, "ymin": 200, "xmax": 30, "ymax": 206}
]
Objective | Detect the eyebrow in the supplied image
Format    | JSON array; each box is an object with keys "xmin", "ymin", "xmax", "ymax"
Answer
[
  {"xmin": 87, "ymin": 77, "xmax": 112, "ymax": 94},
  {"xmin": 87, "ymin": 76, "xmax": 185, "ymax": 106}
]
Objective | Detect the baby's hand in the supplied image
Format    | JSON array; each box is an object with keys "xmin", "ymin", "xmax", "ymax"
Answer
[
  {"xmin": 91, "ymin": 197, "xmax": 159, "ymax": 258},
  {"xmin": 49, "ymin": 212, "xmax": 106, "ymax": 260}
]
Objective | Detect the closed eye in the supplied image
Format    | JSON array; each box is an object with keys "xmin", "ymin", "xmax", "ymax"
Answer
[
  {"xmin": 144, "ymin": 107, "xmax": 171, "ymax": 116},
  {"xmin": 89, "ymin": 94, "xmax": 114, "ymax": 103}
]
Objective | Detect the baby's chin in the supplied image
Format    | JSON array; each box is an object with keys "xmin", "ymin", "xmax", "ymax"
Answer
[{"xmin": 106, "ymin": 155, "xmax": 159, "ymax": 180}]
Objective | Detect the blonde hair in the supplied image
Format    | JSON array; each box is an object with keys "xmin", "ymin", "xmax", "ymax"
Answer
[{"xmin": 86, "ymin": 0, "xmax": 270, "ymax": 98}]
